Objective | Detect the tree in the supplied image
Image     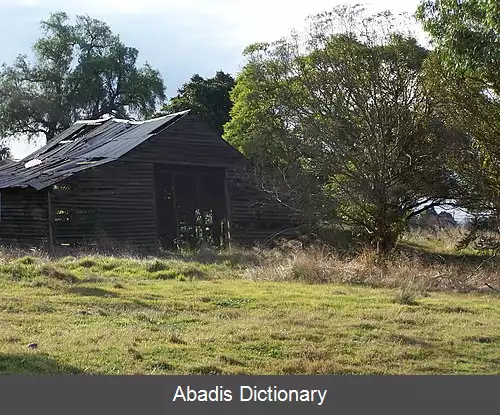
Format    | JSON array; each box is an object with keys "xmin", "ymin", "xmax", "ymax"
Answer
[
  {"xmin": 225, "ymin": 6, "xmax": 459, "ymax": 253},
  {"xmin": 416, "ymin": 0, "xmax": 500, "ymax": 93},
  {"xmin": 160, "ymin": 71, "xmax": 235, "ymax": 135},
  {"xmin": 425, "ymin": 55, "xmax": 500, "ymax": 214},
  {"xmin": 0, "ymin": 12, "xmax": 165, "ymax": 141},
  {"xmin": 418, "ymin": 1, "xmax": 500, "ymax": 249}
]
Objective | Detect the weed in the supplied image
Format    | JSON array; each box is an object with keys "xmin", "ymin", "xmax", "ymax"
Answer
[
  {"xmin": 219, "ymin": 355, "xmax": 245, "ymax": 366},
  {"xmin": 150, "ymin": 362, "xmax": 175, "ymax": 372},
  {"xmin": 393, "ymin": 280, "xmax": 424, "ymax": 305},
  {"xmin": 146, "ymin": 260, "xmax": 169, "ymax": 273},
  {"xmin": 40, "ymin": 264, "xmax": 79, "ymax": 283},
  {"xmin": 77, "ymin": 258, "xmax": 96, "ymax": 268},
  {"xmin": 189, "ymin": 365, "xmax": 224, "ymax": 375},
  {"xmin": 7, "ymin": 263, "xmax": 39, "ymax": 281},
  {"xmin": 102, "ymin": 262, "xmax": 119, "ymax": 271},
  {"xmin": 215, "ymin": 298, "xmax": 253, "ymax": 308},
  {"xmin": 15, "ymin": 256, "xmax": 38, "ymax": 265},
  {"xmin": 182, "ymin": 266, "xmax": 207, "ymax": 280},
  {"xmin": 169, "ymin": 333, "xmax": 187, "ymax": 345},
  {"xmin": 153, "ymin": 270, "xmax": 183, "ymax": 280},
  {"xmin": 127, "ymin": 348, "xmax": 143, "ymax": 361}
]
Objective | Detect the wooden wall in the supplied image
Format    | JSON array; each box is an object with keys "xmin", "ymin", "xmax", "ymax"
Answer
[
  {"xmin": 0, "ymin": 188, "xmax": 49, "ymax": 247},
  {"xmin": 52, "ymin": 160, "xmax": 157, "ymax": 251}
]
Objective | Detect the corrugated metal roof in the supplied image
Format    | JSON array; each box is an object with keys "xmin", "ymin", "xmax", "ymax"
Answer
[{"xmin": 0, "ymin": 111, "xmax": 190, "ymax": 190}]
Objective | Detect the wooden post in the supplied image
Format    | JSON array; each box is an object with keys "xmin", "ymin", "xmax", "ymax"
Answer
[
  {"xmin": 151, "ymin": 163, "xmax": 159, "ymax": 254},
  {"xmin": 223, "ymin": 169, "xmax": 232, "ymax": 249},
  {"xmin": 196, "ymin": 174, "xmax": 207, "ymax": 244},
  {"xmin": 47, "ymin": 188, "xmax": 54, "ymax": 255},
  {"xmin": 171, "ymin": 174, "xmax": 181, "ymax": 248}
]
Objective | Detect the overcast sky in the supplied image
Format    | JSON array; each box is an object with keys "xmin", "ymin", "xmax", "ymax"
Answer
[{"xmin": 1, "ymin": 0, "xmax": 423, "ymax": 158}]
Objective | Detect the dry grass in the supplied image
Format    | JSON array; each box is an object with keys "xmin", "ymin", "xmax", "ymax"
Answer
[
  {"xmin": 243, "ymin": 244, "xmax": 499, "ymax": 293},
  {"xmin": 401, "ymin": 228, "xmax": 468, "ymax": 253},
  {"xmin": 393, "ymin": 280, "xmax": 427, "ymax": 305}
]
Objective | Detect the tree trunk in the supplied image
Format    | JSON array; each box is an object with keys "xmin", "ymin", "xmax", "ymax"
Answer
[{"xmin": 373, "ymin": 222, "xmax": 398, "ymax": 257}]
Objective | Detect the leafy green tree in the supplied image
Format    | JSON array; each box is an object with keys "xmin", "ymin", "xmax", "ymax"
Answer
[
  {"xmin": 225, "ymin": 6, "xmax": 459, "ymax": 253},
  {"xmin": 161, "ymin": 71, "xmax": 235, "ymax": 135},
  {"xmin": 425, "ymin": 55, "xmax": 500, "ymax": 212},
  {"xmin": 0, "ymin": 12, "xmax": 165, "ymax": 141},
  {"xmin": 418, "ymin": 1, "xmax": 500, "ymax": 248},
  {"xmin": 416, "ymin": 0, "xmax": 499, "ymax": 93}
]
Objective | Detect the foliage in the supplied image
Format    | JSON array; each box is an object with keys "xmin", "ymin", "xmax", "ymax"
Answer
[
  {"xmin": 427, "ymin": 55, "xmax": 499, "ymax": 232},
  {"xmin": 161, "ymin": 71, "xmax": 235, "ymax": 135},
  {"xmin": 225, "ymin": 6, "xmax": 459, "ymax": 253},
  {"xmin": 416, "ymin": 0, "xmax": 500, "ymax": 93},
  {"xmin": 0, "ymin": 145, "xmax": 10, "ymax": 160},
  {"xmin": 418, "ymin": 1, "xmax": 500, "ymax": 250},
  {"xmin": 0, "ymin": 12, "xmax": 165, "ymax": 141}
]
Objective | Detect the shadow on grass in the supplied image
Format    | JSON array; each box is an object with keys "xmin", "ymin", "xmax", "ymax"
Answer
[
  {"xmin": 0, "ymin": 354, "xmax": 82, "ymax": 375},
  {"xmin": 66, "ymin": 287, "xmax": 119, "ymax": 298}
]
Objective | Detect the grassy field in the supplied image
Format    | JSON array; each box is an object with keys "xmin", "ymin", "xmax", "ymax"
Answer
[{"xmin": 0, "ymin": 251, "xmax": 499, "ymax": 375}]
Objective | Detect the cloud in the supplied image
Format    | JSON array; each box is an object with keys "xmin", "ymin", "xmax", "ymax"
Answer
[
  {"xmin": 1, "ymin": 0, "xmax": 425, "ymax": 158},
  {"xmin": 0, "ymin": 0, "xmax": 425, "ymax": 91},
  {"xmin": 0, "ymin": 1, "xmax": 422, "ymax": 43}
]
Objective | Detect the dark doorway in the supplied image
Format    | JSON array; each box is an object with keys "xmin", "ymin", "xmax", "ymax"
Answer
[{"xmin": 154, "ymin": 164, "xmax": 228, "ymax": 249}]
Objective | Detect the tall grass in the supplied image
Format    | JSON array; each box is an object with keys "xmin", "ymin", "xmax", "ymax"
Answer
[
  {"xmin": 246, "ymin": 246, "xmax": 498, "ymax": 292},
  {"xmin": 0, "ymin": 230, "xmax": 498, "ymax": 293},
  {"xmin": 241, "ymin": 235, "xmax": 499, "ymax": 292}
]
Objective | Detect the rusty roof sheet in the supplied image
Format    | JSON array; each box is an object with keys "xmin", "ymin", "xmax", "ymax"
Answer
[{"xmin": 0, "ymin": 111, "xmax": 189, "ymax": 190}]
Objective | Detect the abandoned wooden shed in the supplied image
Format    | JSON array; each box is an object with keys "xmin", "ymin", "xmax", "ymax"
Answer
[{"xmin": 0, "ymin": 111, "xmax": 295, "ymax": 252}]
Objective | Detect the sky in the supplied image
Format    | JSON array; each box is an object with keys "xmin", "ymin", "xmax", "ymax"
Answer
[{"xmin": 0, "ymin": 0, "xmax": 423, "ymax": 159}]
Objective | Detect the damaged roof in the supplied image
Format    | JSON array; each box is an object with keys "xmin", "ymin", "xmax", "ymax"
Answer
[{"xmin": 0, "ymin": 110, "xmax": 190, "ymax": 190}]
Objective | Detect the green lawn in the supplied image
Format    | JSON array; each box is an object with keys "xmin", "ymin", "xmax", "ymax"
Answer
[{"xmin": 0, "ymin": 255, "xmax": 499, "ymax": 374}]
